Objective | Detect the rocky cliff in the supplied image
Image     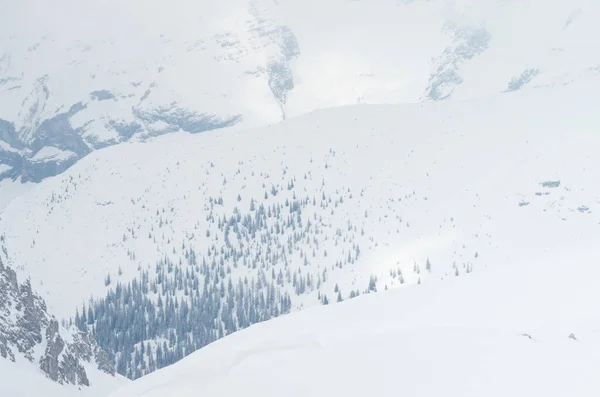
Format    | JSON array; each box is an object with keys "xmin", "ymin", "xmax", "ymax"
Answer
[{"xmin": 0, "ymin": 256, "xmax": 115, "ymax": 386}]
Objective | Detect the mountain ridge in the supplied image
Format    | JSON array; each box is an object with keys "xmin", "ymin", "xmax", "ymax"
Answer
[{"xmin": 2, "ymin": 0, "xmax": 599, "ymax": 182}]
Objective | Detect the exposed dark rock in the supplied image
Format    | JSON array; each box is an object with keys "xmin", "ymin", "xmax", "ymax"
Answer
[
  {"xmin": 107, "ymin": 119, "xmax": 143, "ymax": 139},
  {"xmin": 28, "ymin": 103, "xmax": 90, "ymax": 155},
  {"xmin": 0, "ymin": 102, "xmax": 92, "ymax": 182},
  {"xmin": 427, "ymin": 69, "xmax": 463, "ymax": 101},
  {"xmin": 133, "ymin": 104, "xmax": 242, "ymax": 135},
  {"xmin": 506, "ymin": 69, "xmax": 540, "ymax": 92},
  {"xmin": 0, "ymin": 119, "xmax": 23, "ymax": 149},
  {"xmin": 260, "ymin": 24, "xmax": 300, "ymax": 116},
  {"xmin": 21, "ymin": 154, "xmax": 79, "ymax": 183},
  {"xmin": 90, "ymin": 90, "xmax": 115, "ymax": 101},
  {"xmin": 0, "ymin": 145, "xmax": 24, "ymax": 180},
  {"xmin": 268, "ymin": 61, "xmax": 294, "ymax": 106},
  {"xmin": 425, "ymin": 24, "xmax": 491, "ymax": 101},
  {"xmin": 541, "ymin": 180, "xmax": 561, "ymax": 188},
  {"xmin": 14, "ymin": 278, "xmax": 47, "ymax": 360},
  {"xmin": 93, "ymin": 343, "xmax": 116, "ymax": 376},
  {"xmin": 0, "ymin": 257, "xmax": 115, "ymax": 386},
  {"xmin": 40, "ymin": 319, "xmax": 89, "ymax": 386}
]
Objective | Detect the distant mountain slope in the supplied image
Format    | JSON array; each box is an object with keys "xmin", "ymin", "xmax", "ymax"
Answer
[
  {"xmin": 2, "ymin": 72, "xmax": 599, "ymax": 378},
  {"xmin": 0, "ymin": 256, "xmax": 126, "ymax": 396},
  {"xmin": 1, "ymin": 0, "xmax": 599, "ymax": 182}
]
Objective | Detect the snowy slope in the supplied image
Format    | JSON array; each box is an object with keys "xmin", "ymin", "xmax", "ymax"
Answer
[
  {"xmin": 0, "ymin": 357, "xmax": 124, "ymax": 397},
  {"xmin": 0, "ymin": 177, "xmax": 33, "ymax": 211},
  {"xmin": 2, "ymin": 0, "xmax": 600, "ymax": 389},
  {"xmin": 3, "ymin": 72, "xmax": 600, "ymax": 317},
  {"xmin": 1, "ymin": 0, "xmax": 600, "ymax": 182},
  {"xmin": 106, "ymin": 248, "xmax": 600, "ymax": 397},
  {"xmin": 1, "ymin": 68, "xmax": 600, "ymax": 379}
]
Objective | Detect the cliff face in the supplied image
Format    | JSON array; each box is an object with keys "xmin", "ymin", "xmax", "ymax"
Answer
[{"xmin": 0, "ymin": 256, "xmax": 114, "ymax": 386}]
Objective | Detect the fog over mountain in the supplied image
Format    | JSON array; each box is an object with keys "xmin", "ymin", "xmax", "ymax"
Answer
[{"xmin": 1, "ymin": 1, "xmax": 600, "ymax": 396}]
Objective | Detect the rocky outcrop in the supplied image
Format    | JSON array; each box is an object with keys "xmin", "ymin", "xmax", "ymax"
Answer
[
  {"xmin": 0, "ymin": 259, "xmax": 45, "ymax": 362},
  {"xmin": 93, "ymin": 344, "xmax": 115, "ymax": 375},
  {"xmin": 69, "ymin": 330, "xmax": 116, "ymax": 376},
  {"xmin": 21, "ymin": 153, "xmax": 79, "ymax": 183},
  {"xmin": 15, "ymin": 278, "xmax": 48, "ymax": 360},
  {"xmin": 424, "ymin": 24, "xmax": 492, "ymax": 101},
  {"xmin": 0, "ymin": 256, "xmax": 115, "ymax": 386},
  {"xmin": 40, "ymin": 319, "xmax": 89, "ymax": 386}
]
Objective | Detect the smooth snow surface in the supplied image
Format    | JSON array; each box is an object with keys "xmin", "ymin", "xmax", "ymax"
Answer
[
  {"xmin": 0, "ymin": 164, "xmax": 11, "ymax": 175},
  {"xmin": 108, "ymin": 254, "xmax": 600, "ymax": 397},
  {"xmin": 0, "ymin": 356, "xmax": 126, "ymax": 397},
  {"xmin": 0, "ymin": 177, "xmax": 33, "ymax": 211}
]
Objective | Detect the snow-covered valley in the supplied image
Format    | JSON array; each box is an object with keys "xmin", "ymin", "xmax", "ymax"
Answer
[
  {"xmin": 2, "ymin": 0, "xmax": 600, "ymax": 395},
  {"xmin": 2, "ymin": 67, "xmax": 600, "ymax": 390}
]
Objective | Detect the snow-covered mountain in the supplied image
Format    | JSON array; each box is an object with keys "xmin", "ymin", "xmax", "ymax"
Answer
[
  {"xmin": 1, "ymin": 0, "xmax": 599, "ymax": 183},
  {"xmin": 2, "ymin": 64, "xmax": 600, "ymax": 382},
  {"xmin": 0, "ymin": 255, "xmax": 125, "ymax": 397},
  {"xmin": 2, "ymin": 0, "xmax": 600, "ymax": 391}
]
